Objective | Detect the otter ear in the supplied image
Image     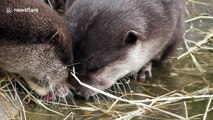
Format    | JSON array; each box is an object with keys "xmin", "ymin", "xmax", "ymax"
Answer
[{"xmin": 125, "ymin": 30, "xmax": 139, "ymax": 45}]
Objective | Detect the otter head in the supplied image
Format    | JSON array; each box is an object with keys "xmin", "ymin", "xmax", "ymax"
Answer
[
  {"xmin": 66, "ymin": 0, "xmax": 167, "ymax": 98},
  {"xmin": 0, "ymin": 0, "xmax": 73, "ymax": 99},
  {"xmin": 66, "ymin": 0, "xmax": 185, "ymax": 98},
  {"xmin": 0, "ymin": 40, "xmax": 72, "ymax": 99}
]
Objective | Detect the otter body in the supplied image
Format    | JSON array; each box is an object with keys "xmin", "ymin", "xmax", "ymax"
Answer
[
  {"xmin": 0, "ymin": 0, "xmax": 73, "ymax": 98},
  {"xmin": 66, "ymin": 0, "xmax": 185, "ymax": 97}
]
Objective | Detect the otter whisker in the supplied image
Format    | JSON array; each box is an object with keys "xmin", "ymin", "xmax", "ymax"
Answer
[
  {"xmin": 112, "ymin": 84, "xmax": 118, "ymax": 96},
  {"xmin": 66, "ymin": 62, "xmax": 81, "ymax": 68},
  {"xmin": 115, "ymin": 82, "xmax": 123, "ymax": 95},
  {"xmin": 117, "ymin": 79, "xmax": 127, "ymax": 95},
  {"xmin": 92, "ymin": 94, "xmax": 101, "ymax": 105},
  {"xmin": 62, "ymin": 96, "xmax": 68, "ymax": 106},
  {"xmin": 46, "ymin": 0, "xmax": 53, "ymax": 8},
  {"xmin": 105, "ymin": 88, "xmax": 117, "ymax": 95},
  {"xmin": 121, "ymin": 77, "xmax": 133, "ymax": 97},
  {"xmin": 49, "ymin": 85, "xmax": 56, "ymax": 101},
  {"xmin": 98, "ymin": 93, "xmax": 111, "ymax": 105},
  {"xmin": 104, "ymin": 89, "xmax": 115, "ymax": 103},
  {"xmin": 67, "ymin": 91, "xmax": 76, "ymax": 106},
  {"xmin": 123, "ymin": 80, "xmax": 131, "ymax": 98},
  {"xmin": 67, "ymin": 84, "xmax": 76, "ymax": 92}
]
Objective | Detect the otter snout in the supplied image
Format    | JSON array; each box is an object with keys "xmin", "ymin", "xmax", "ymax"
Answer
[{"xmin": 71, "ymin": 74, "xmax": 99, "ymax": 97}]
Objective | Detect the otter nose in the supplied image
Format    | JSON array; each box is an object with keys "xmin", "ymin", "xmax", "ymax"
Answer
[{"xmin": 76, "ymin": 88, "xmax": 81, "ymax": 94}]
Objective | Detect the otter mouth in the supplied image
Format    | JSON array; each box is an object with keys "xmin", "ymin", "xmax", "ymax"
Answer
[
  {"xmin": 25, "ymin": 80, "xmax": 51, "ymax": 96},
  {"xmin": 43, "ymin": 92, "xmax": 55, "ymax": 101},
  {"xmin": 43, "ymin": 85, "xmax": 71, "ymax": 101},
  {"xmin": 71, "ymin": 73, "xmax": 111, "ymax": 98},
  {"xmin": 75, "ymin": 86, "xmax": 99, "ymax": 98},
  {"xmin": 25, "ymin": 78, "xmax": 71, "ymax": 101}
]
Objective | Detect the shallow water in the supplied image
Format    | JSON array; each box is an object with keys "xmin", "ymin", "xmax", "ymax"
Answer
[{"xmin": 1, "ymin": 0, "xmax": 213, "ymax": 120}]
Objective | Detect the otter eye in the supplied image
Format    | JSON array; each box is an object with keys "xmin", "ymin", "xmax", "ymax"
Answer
[
  {"xmin": 125, "ymin": 30, "xmax": 138, "ymax": 44},
  {"xmin": 88, "ymin": 67, "xmax": 100, "ymax": 73},
  {"xmin": 88, "ymin": 65, "xmax": 103, "ymax": 73}
]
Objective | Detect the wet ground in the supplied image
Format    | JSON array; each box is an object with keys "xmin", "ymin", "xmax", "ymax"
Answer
[{"xmin": 0, "ymin": 0, "xmax": 213, "ymax": 120}]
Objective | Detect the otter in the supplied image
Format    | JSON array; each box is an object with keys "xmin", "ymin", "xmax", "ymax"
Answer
[
  {"xmin": 0, "ymin": 0, "xmax": 73, "ymax": 99},
  {"xmin": 66, "ymin": 0, "xmax": 185, "ymax": 98}
]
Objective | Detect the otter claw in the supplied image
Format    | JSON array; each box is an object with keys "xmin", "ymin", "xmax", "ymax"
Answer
[{"xmin": 137, "ymin": 62, "xmax": 152, "ymax": 82}]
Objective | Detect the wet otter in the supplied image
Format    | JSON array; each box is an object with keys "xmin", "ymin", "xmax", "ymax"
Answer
[
  {"xmin": 0, "ymin": 0, "xmax": 73, "ymax": 98},
  {"xmin": 66, "ymin": 0, "xmax": 185, "ymax": 97}
]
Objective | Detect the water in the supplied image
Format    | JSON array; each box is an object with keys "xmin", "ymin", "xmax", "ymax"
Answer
[{"xmin": 1, "ymin": 0, "xmax": 213, "ymax": 120}]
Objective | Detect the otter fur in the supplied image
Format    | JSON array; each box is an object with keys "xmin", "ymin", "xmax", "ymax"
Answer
[
  {"xmin": 0, "ymin": 0, "xmax": 73, "ymax": 98},
  {"xmin": 66, "ymin": 0, "xmax": 185, "ymax": 98}
]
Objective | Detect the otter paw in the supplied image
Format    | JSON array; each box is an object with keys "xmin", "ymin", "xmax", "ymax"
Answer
[{"xmin": 137, "ymin": 62, "xmax": 152, "ymax": 82}]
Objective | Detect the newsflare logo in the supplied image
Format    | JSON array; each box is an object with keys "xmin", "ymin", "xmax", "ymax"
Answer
[
  {"xmin": 6, "ymin": 8, "xmax": 12, "ymax": 13},
  {"xmin": 6, "ymin": 7, "xmax": 39, "ymax": 13}
]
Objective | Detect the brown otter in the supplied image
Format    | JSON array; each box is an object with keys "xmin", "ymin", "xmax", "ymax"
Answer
[
  {"xmin": 0, "ymin": 0, "xmax": 73, "ymax": 99},
  {"xmin": 66, "ymin": 0, "xmax": 185, "ymax": 98}
]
